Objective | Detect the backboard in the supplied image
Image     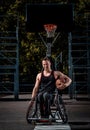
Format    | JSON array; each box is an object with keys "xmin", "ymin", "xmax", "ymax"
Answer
[{"xmin": 26, "ymin": 3, "xmax": 73, "ymax": 32}]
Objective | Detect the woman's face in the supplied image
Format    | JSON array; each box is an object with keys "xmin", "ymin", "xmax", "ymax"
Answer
[{"xmin": 42, "ymin": 60, "xmax": 51, "ymax": 70}]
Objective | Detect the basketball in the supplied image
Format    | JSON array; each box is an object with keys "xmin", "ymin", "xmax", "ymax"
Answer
[{"xmin": 55, "ymin": 78, "xmax": 66, "ymax": 90}]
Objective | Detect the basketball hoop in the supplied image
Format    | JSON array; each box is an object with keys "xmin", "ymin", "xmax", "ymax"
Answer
[{"xmin": 44, "ymin": 24, "xmax": 57, "ymax": 38}]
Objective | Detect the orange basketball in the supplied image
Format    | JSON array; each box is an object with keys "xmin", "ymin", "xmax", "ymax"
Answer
[
  {"xmin": 55, "ymin": 78, "xmax": 65, "ymax": 90},
  {"xmin": 56, "ymin": 79, "xmax": 62, "ymax": 88}
]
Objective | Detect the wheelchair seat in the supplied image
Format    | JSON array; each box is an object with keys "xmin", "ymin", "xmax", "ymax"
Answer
[{"xmin": 26, "ymin": 89, "xmax": 68, "ymax": 124}]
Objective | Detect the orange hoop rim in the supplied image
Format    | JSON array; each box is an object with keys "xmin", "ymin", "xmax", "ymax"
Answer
[{"xmin": 44, "ymin": 24, "xmax": 57, "ymax": 32}]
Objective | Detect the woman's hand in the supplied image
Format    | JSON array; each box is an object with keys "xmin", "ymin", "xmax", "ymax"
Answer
[{"xmin": 55, "ymin": 79, "xmax": 67, "ymax": 90}]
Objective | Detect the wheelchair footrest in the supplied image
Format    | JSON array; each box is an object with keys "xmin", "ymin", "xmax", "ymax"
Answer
[
  {"xmin": 50, "ymin": 106, "xmax": 57, "ymax": 110},
  {"xmin": 27, "ymin": 117, "xmax": 63, "ymax": 124},
  {"xmin": 27, "ymin": 117, "xmax": 56, "ymax": 123}
]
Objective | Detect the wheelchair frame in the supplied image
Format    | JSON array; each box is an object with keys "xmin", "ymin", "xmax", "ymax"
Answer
[{"xmin": 26, "ymin": 89, "xmax": 68, "ymax": 124}]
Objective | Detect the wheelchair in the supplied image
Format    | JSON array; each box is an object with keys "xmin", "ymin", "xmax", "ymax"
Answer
[{"xmin": 26, "ymin": 89, "xmax": 68, "ymax": 124}]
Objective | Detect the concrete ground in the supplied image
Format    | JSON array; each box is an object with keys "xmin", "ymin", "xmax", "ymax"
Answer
[{"xmin": 0, "ymin": 94, "xmax": 90, "ymax": 130}]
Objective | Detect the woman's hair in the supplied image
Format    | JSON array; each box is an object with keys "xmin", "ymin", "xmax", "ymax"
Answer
[{"xmin": 42, "ymin": 56, "xmax": 51, "ymax": 62}]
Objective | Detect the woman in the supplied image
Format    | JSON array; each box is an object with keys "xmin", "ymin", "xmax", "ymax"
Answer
[{"xmin": 31, "ymin": 57, "xmax": 72, "ymax": 118}]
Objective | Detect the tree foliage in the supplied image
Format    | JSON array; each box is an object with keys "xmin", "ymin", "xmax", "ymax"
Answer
[{"xmin": 0, "ymin": 0, "xmax": 90, "ymax": 83}]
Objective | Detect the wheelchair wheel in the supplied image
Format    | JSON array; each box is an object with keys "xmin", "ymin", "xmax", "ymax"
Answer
[
  {"xmin": 57, "ymin": 95, "xmax": 68, "ymax": 123},
  {"xmin": 26, "ymin": 100, "xmax": 36, "ymax": 123},
  {"xmin": 26, "ymin": 99, "xmax": 41, "ymax": 123}
]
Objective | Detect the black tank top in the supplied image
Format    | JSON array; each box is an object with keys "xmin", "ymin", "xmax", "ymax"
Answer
[{"xmin": 39, "ymin": 71, "xmax": 56, "ymax": 93}]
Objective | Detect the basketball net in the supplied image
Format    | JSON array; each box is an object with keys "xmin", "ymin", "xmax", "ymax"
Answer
[{"xmin": 44, "ymin": 24, "xmax": 57, "ymax": 38}]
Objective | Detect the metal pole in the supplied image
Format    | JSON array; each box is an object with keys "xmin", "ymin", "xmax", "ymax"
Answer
[
  {"xmin": 68, "ymin": 32, "xmax": 73, "ymax": 99},
  {"xmin": 14, "ymin": 16, "xmax": 19, "ymax": 100},
  {"xmin": 46, "ymin": 42, "xmax": 52, "ymax": 57}
]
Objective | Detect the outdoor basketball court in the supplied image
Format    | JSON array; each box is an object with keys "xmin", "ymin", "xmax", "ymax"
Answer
[
  {"xmin": 0, "ymin": 99, "xmax": 71, "ymax": 130},
  {"xmin": 0, "ymin": 94, "xmax": 90, "ymax": 130}
]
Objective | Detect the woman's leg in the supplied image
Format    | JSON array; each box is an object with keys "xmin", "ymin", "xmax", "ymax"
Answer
[
  {"xmin": 37, "ymin": 92, "xmax": 44, "ymax": 117},
  {"xmin": 43, "ymin": 92, "xmax": 53, "ymax": 118}
]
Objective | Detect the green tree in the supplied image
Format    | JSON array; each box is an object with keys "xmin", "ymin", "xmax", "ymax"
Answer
[{"xmin": 0, "ymin": 0, "xmax": 89, "ymax": 86}]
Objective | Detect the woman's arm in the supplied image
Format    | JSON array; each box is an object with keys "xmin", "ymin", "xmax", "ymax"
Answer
[
  {"xmin": 31, "ymin": 73, "xmax": 41, "ymax": 100},
  {"xmin": 54, "ymin": 71, "xmax": 72, "ymax": 89}
]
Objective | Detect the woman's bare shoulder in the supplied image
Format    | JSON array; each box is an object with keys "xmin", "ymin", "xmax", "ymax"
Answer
[
  {"xmin": 54, "ymin": 70, "xmax": 62, "ymax": 75},
  {"xmin": 36, "ymin": 72, "xmax": 42, "ymax": 80},
  {"xmin": 54, "ymin": 70, "xmax": 65, "ymax": 79}
]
